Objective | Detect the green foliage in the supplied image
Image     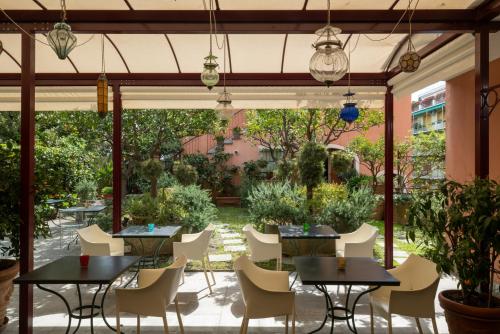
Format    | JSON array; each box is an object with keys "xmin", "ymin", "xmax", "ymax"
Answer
[
  {"xmin": 407, "ymin": 179, "xmax": 500, "ymax": 307},
  {"xmin": 95, "ymin": 160, "xmax": 113, "ymax": 191},
  {"xmin": 157, "ymin": 172, "xmax": 178, "ymax": 188},
  {"xmin": 124, "ymin": 185, "xmax": 216, "ymax": 232},
  {"xmin": 298, "ymin": 142, "xmax": 328, "ymax": 201},
  {"xmin": 346, "ymin": 175, "xmax": 372, "ymax": 192},
  {"xmin": 274, "ymin": 159, "xmax": 300, "ymax": 183},
  {"xmin": 75, "ymin": 178, "xmax": 97, "ymax": 203},
  {"xmin": 317, "ymin": 186, "xmax": 377, "ymax": 233},
  {"xmin": 0, "ymin": 142, "xmax": 50, "ymax": 258},
  {"xmin": 172, "ymin": 161, "xmax": 199, "ymax": 186},
  {"xmin": 305, "ymin": 183, "xmax": 348, "ymax": 214},
  {"xmin": 240, "ymin": 160, "xmax": 269, "ymax": 207},
  {"xmin": 330, "ymin": 150, "xmax": 358, "ymax": 182},
  {"xmin": 348, "ymin": 136, "xmax": 385, "ymax": 191},
  {"xmin": 101, "ymin": 186, "xmax": 113, "ymax": 195},
  {"xmin": 183, "ymin": 154, "xmax": 211, "ymax": 187},
  {"xmin": 247, "ymin": 182, "xmax": 308, "ymax": 226}
]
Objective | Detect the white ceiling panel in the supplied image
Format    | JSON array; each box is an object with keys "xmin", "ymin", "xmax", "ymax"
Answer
[
  {"xmin": 0, "ymin": 34, "xmax": 21, "ymax": 73},
  {"xmin": 167, "ymin": 34, "xmax": 226, "ymax": 73},
  {"xmin": 394, "ymin": 0, "xmax": 479, "ymax": 9},
  {"xmin": 219, "ymin": 0, "xmax": 304, "ymax": 10},
  {"xmin": 307, "ymin": 0, "xmax": 394, "ymax": 10},
  {"xmin": 229, "ymin": 34, "xmax": 284, "ymax": 73},
  {"xmin": 107, "ymin": 34, "xmax": 178, "ymax": 73},
  {"xmin": 348, "ymin": 34, "xmax": 406, "ymax": 72},
  {"xmin": 64, "ymin": 34, "xmax": 128, "ymax": 73},
  {"xmin": 129, "ymin": 0, "xmax": 207, "ymax": 10},
  {"xmin": 0, "ymin": 0, "xmax": 42, "ymax": 9},
  {"xmin": 39, "ymin": 0, "xmax": 129, "ymax": 10}
]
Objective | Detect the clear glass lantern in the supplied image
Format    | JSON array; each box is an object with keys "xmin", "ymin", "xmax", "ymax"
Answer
[
  {"xmin": 47, "ymin": 22, "xmax": 77, "ymax": 60},
  {"xmin": 215, "ymin": 91, "xmax": 234, "ymax": 121},
  {"xmin": 201, "ymin": 54, "xmax": 220, "ymax": 90},
  {"xmin": 309, "ymin": 26, "xmax": 349, "ymax": 86},
  {"xmin": 97, "ymin": 73, "xmax": 108, "ymax": 118}
]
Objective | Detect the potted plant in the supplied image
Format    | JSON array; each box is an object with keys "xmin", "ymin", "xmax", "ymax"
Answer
[
  {"xmin": 232, "ymin": 126, "xmax": 242, "ymax": 140},
  {"xmin": 407, "ymin": 179, "xmax": 500, "ymax": 333},
  {"xmin": 75, "ymin": 178, "xmax": 97, "ymax": 207},
  {"xmin": 101, "ymin": 186, "xmax": 113, "ymax": 200},
  {"xmin": 215, "ymin": 134, "xmax": 225, "ymax": 148}
]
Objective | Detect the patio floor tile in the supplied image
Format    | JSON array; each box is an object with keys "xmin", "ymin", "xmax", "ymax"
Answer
[{"xmin": 224, "ymin": 245, "xmax": 246, "ymax": 252}]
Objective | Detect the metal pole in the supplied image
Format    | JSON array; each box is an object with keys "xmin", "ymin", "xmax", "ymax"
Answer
[
  {"xmin": 19, "ymin": 32, "xmax": 35, "ymax": 334},
  {"xmin": 384, "ymin": 87, "xmax": 394, "ymax": 269},
  {"xmin": 475, "ymin": 26, "xmax": 489, "ymax": 178},
  {"xmin": 112, "ymin": 84, "xmax": 122, "ymax": 233}
]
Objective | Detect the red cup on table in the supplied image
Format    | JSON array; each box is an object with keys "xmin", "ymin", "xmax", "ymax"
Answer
[{"xmin": 80, "ymin": 255, "xmax": 90, "ymax": 268}]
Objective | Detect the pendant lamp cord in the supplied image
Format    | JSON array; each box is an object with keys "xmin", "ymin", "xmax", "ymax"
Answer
[
  {"xmin": 209, "ymin": 0, "xmax": 213, "ymax": 54},
  {"xmin": 223, "ymin": 35, "xmax": 227, "ymax": 93},
  {"xmin": 61, "ymin": 0, "xmax": 67, "ymax": 22},
  {"xmin": 101, "ymin": 34, "xmax": 106, "ymax": 74}
]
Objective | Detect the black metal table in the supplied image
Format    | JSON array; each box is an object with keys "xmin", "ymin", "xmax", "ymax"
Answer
[
  {"xmin": 294, "ymin": 256, "xmax": 400, "ymax": 334},
  {"xmin": 112, "ymin": 225, "xmax": 182, "ymax": 268},
  {"xmin": 14, "ymin": 256, "xmax": 141, "ymax": 334}
]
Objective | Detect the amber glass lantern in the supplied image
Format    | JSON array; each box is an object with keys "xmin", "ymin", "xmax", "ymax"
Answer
[{"xmin": 97, "ymin": 73, "xmax": 108, "ymax": 118}]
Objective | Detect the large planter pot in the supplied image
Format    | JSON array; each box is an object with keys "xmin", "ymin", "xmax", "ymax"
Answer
[
  {"xmin": 439, "ymin": 290, "xmax": 500, "ymax": 334},
  {"xmin": 265, "ymin": 224, "xmax": 336, "ymax": 257},
  {"xmin": 0, "ymin": 259, "xmax": 19, "ymax": 332}
]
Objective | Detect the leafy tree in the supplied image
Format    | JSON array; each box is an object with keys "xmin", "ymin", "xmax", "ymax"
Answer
[
  {"xmin": 245, "ymin": 108, "xmax": 384, "ymax": 164},
  {"xmin": 298, "ymin": 142, "xmax": 328, "ymax": 205},
  {"xmin": 348, "ymin": 136, "xmax": 385, "ymax": 191}
]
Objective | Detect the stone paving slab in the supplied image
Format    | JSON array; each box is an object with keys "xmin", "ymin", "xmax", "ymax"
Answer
[
  {"xmin": 217, "ymin": 228, "xmax": 231, "ymax": 234},
  {"xmin": 208, "ymin": 254, "xmax": 232, "ymax": 262},
  {"xmin": 220, "ymin": 233, "xmax": 240, "ymax": 239},
  {"xmin": 222, "ymin": 239, "xmax": 243, "ymax": 245},
  {"xmin": 224, "ymin": 245, "xmax": 246, "ymax": 252}
]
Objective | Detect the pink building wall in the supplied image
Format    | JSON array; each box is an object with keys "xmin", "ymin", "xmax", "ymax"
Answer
[{"xmin": 445, "ymin": 58, "xmax": 500, "ymax": 182}]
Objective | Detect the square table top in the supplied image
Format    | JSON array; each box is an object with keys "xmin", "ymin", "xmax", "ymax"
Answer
[
  {"xmin": 14, "ymin": 256, "xmax": 141, "ymax": 285},
  {"xmin": 59, "ymin": 205, "xmax": 107, "ymax": 214},
  {"xmin": 278, "ymin": 225, "xmax": 340, "ymax": 240},
  {"xmin": 294, "ymin": 256, "xmax": 400, "ymax": 286},
  {"xmin": 112, "ymin": 225, "xmax": 182, "ymax": 239}
]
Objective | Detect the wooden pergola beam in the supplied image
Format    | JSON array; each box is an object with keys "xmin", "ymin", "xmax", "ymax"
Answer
[
  {"xmin": 0, "ymin": 9, "xmax": 495, "ymax": 34},
  {"xmin": 0, "ymin": 72, "xmax": 388, "ymax": 87}
]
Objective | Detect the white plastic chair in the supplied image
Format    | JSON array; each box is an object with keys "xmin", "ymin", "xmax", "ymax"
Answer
[
  {"xmin": 77, "ymin": 225, "xmax": 124, "ymax": 256},
  {"xmin": 336, "ymin": 223, "xmax": 378, "ymax": 257},
  {"xmin": 173, "ymin": 224, "xmax": 215, "ymax": 293},
  {"xmin": 369, "ymin": 254, "xmax": 440, "ymax": 334},
  {"xmin": 242, "ymin": 224, "xmax": 282, "ymax": 270},
  {"xmin": 115, "ymin": 255, "xmax": 187, "ymax": 334},
  {"xmin": 234, "ymin": 255, "xmax": 295, "ymax": 334}
]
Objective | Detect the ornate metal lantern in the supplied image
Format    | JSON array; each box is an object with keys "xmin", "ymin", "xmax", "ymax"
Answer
[
  {"xmin": 215, "ymin": 90, "xmax": 234, "ymax": 121},
  {"xmin": 201, "ymin": 54, "xmax": 219, "ymax": 90},
  {"xmin": 340, "ymin": 92, "xmax": 359, "ymax": 123},
  {"xmin": 46, "ymin": 1, "xmax": 76, "ymax": 60},
  {"xmin": 97, "ymin": 73, "xmax": 108, "ymax": 118},
  {"xmin": 399, "ymin": 39, "xmax": 421, "ymax": 73},
  {"xmin": 309, "ymin": 1, "xmax": 348, "ymax": 86}
]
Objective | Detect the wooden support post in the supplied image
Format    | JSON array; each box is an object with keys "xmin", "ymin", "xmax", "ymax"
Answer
[
  {"xmin": 475, "ymin": 27, "xmax": 489, "ymax": 178},
  {"xmin": 112, "ymin": 83, "xmax": 122, "ymax": 233},
  {"xmin": 19, "ymin": 32, "xmax": 35, "ymax": 334},
  {"xmin": 384, "ymin": 87, "xmax": 394, "ymax": 269}
]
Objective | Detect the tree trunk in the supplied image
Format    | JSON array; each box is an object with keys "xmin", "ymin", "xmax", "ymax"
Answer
[
  {"xmin": 307, "ymin": 185, "xmax": 313, "ymax": 213},
  {"xmin": 151, "ymin": 176, "xmax": 158, "ymax": 198}
]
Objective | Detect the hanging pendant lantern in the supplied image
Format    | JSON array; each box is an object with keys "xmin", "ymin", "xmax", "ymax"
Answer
[
  {"xmin": 0, "ymin": 41, "xmax": 3, "ymax": 55},
  {"xmin": 201, "ymin": 53, "xmax": 219, "ymax": 90},
  {"xmin": 399, "ymin": 38, "xmax": 421, "ymax": 73},
  {"xmin": 47, "ymin": 1, "xmax": 76, "ymax": 60},
  {"xmin": 309, "ymin": 1, "xmax": 348, "ymax": 86},
  {"xmin": 97, "ymin": 73, "xmax": 108, "ymax": 118},
  {"xmin": 340, "ymin": 92, "xmax": 359, "ymax": 123},
  {"xmin": 215, "ymin": 90, "xmax": 234, "ymax": 121}
]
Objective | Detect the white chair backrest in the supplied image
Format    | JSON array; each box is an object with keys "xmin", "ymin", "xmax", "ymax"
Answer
[
  {"xmin": 77, "ymin": 225, "xmax": 111, "ymax": 255},
  {"xmin": 150, "ymin": 255, "xmax": 187, "ymax": 305},
  {"xmin": 405, "ymin": 254, "xmax": 440, "ymax": 290},
  {"xmin": 234, "ymin": 255, "xmax": 265, "ymax": 305},
  {"xmin": 77, "ymin": 224, "xmax": 109, "ymax": 243},
  {"xmin": 353, "ymin": 223, "xmax": 378, "ymax": 240},
  {"xmin": 242, "ymin": 224, "xmax": 260, "ymax": 250}
]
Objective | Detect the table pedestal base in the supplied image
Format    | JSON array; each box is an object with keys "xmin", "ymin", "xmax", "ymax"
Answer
[{"xmin": 309, "ymin": 284, "xmax": 380, "ymax": 334}]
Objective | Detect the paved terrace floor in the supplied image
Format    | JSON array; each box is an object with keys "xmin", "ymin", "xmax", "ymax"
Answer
[{"xmin": 5, "ymin": 221, "xmax": 456, "ymax": 333}]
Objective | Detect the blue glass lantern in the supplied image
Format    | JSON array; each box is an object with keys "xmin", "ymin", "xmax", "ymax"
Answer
[{"xmin": 340, "ymin": 91, "xmax": 359, "ymax": 123}]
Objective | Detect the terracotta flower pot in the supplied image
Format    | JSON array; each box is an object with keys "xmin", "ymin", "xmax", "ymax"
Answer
[
  {"xmin": 439, "ymin": 290, "xmax": 500, "ymax": 334},
  {"xmin": 0, "ymin": 259, "xmax": 19, "ymax": 332}
]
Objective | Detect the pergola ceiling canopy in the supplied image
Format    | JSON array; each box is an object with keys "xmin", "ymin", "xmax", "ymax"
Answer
[
  {"xmin": 0, "ymin": 0, "xmax": 484, "ymax": 10},
  {"xmin": 0, "ymin": 32, "xmax": 445, "ymax": 74}
]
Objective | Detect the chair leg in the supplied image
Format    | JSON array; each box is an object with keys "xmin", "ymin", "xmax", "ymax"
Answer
[
  {"xmin": 415, "ymin": 318, "xmax": 423, "ymax": 334},
  {"xmin": 116, "ymin": 310, "xmax": 121, "ymax": 334},
  {"xmin": 243, "ymin": 317, "xmax": 249, "ymax": 334},
  {"xmin": 292, "ymin": 308, "xmax": 296, "ymax": 334},
  {"xmin": 137, "ymin": 315, "xmax": 141, "ymax": 334},
  {"xmin": 285, "ymin": 315, "xmax": 289, "ymax": 334},
  {"xmin": 206, "ymin": 256, "xmax": 216, "ymax": 285},
  {"xmin": 202, "ymin": 259, "xmax": 213, "ymax": 294},
  {"xmin": 239, "ymin": 317, "xmax": 246, "ymax": 334},
  {"xmin": 369, "ymin": 303, "xmax": 374, "ymax": 334},
  {"xmin": 175, "ymin": 298, "xmax": 185, "ymax": 334},
  {"xmin": 162, "ymin": 314, "xmax": 169, "ymax": 334},
  {"xmin": 387, "ymin": 314, "xmax": 393, "ymax": 334},
  {"xmin": 181, "ymin": 271, "xmax": 185, "ymax": 285},
  {"xmin": 431, "ymin": 316, "xmax": 439, "ymax": 334}
]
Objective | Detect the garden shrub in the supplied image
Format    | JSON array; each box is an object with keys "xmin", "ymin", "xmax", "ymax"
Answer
[
  {"xmin": 75, "ymin": 178, "xmax": 97, "ymax": 203},
  {"xmin": 298, "ymin": 142, "xmax": 328, "ymax": 201},
  {"xmin": 172, "ymin": 161, "xmax": 198, "ymax": 185},
  {"xmin": 247, "ymin": 182, "xmax": 309, "ymax": 226},
  {"xmin": 304, "ymin": 183, "xmax": 348, "ymax": 214},
  {"xmin": 168, "ymin": 185, "xmax": 217, "ymax": 232},
  {"xmin": 317, "ymin": 186, "xmax": 377, "ymax": 233},
  {"xmin": 240, "ymin": 160, "xmax": 269, "ymax": 207},
  {"xmin": 346, "ymin": 175, "xmax": 372, "ymax": 192},
  {"xmin": 157, "ymin": 172, "xmax": 178, "ymax": 188}
]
